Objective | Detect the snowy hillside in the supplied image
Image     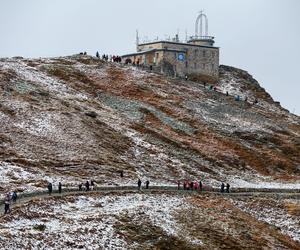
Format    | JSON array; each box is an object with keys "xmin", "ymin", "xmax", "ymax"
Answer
[{"xmin": 0, "ymin": 55, "xmax": 300, "ymax": 194}]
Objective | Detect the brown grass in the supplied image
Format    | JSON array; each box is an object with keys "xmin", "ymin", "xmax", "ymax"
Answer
[{"xmin": 285, "ymin": 202, "xmax": 300, "ymax": 216}]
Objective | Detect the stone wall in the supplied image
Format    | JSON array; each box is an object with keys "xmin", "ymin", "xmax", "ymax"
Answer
[
  {"xmin": 138, "ymin": 42, "xmax": 219, "ymax": 78},
  {"xmin": 123, "ymin": 41, "xmax": 219, "ymax": 78}
]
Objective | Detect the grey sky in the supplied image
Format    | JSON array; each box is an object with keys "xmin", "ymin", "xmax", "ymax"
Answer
[{"xmin": 0, "ymin": 0, "xmax": 299, "ymax": 115}]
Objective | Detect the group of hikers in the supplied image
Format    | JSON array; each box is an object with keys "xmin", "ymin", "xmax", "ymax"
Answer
[
  {"xmin": 78, "ymin": 180, "xmax": 96, "ymax": 191},
  {"xmin": 177, "ymin": 180, "xmax": 230, "ymax": 193},
  {"xmin": 3, "ymin": 179, "xmax": 231, "ymax": 214},
  {"xmin": 79, "ymin": 51, "xmax": 123, "ymax": 63},
  {"xmin": 137, "ymin": 179, "xmax": 150, "ymax": 190},
  {"xmin": 3, "ymin": 191, "xmax": 18, "ymax": 214},
  {"xmin": 47, "ymin": 180, "xmax": 97, "ymax": 195},
  {"xmin": 95, "ymin": 52, "xmax": 122, "ymax": 63}
]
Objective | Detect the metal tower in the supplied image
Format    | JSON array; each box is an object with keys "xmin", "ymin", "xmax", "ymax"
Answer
[{"xmin": 195, "ymin": 10, "xmax": 208, "ymax": 38}]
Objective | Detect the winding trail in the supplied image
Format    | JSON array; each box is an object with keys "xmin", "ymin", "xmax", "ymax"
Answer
[{"xmin": 1, "ymin": 185, "xmax": 300, "ymax": 216}]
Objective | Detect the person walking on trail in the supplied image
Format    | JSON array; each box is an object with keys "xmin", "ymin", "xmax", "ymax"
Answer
[
  {"xmin": 79, "ymin": 183, "xmax": 83, "ymax": 191},
  {"xmin": 96, "ymin": 51, "xmax": 100, "ymax": 58},
  {"xmin": 85, "ymin": 181, "xmax": 90, "ymax": 191},
  {"xmin": 12, "ymin": 191, "xmax": 17, "ymax": 202},
  {"xmin": 137, "ymin": 179, "xmax": 142, "ymax": 190},
  {"xmin": 220, "ymin": 182, "xmax": 225, "ymax": 193},
  {"xmin": 194, "ymin": 181, "xmax": 199, "ymax": 190},
  {"xmin": 226, "ymin": 183, "xmax": 230, "ymax": 193},
  {"xmin": 91, "ymin": 180, "xmax": 95, "ymax": 191},
  {"xmin": 190, "ymin": 181, "xmax": 194, "ymax": 191},
  {"xmin": 120, "ymin": 170, "xmax": 124, "ymax": 178},
  {"xmin": 58, "ymin": 182, "xmax": 62, "ymax": 194},
  {"xmin": 199, "ymin": 181, "xmax": 203, "ymax": 192},
  {"xmin": 145, "ymin": 180, "xmax": 150, "ymax": 189},
  {"xmin": 185, "ymin": 75, "xmax": 188, "ymax": 81},
  {"xmin": 48, "ymin": 182, "xmax": 53, "ymax": 195},
  {"xmin": 4, "ymin": 197, "xmax": 11, "ymax": 214}
]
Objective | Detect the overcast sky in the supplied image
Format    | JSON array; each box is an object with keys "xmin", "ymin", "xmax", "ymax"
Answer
[{"xmin": 0, "ymin": 0, "xmax": 299, "ymax": 115}]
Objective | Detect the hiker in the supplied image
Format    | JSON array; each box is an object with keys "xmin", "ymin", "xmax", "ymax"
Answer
[
  {"xmin": 85, "ymin": 181, "xmax": 90, "ymax": 191},
  {"xmin": 245, "ymin": 96, "xmax": 248, "ymax": 102},
  {"xmin": 150, "ymin": 65, "xmax": 153, "ymax": 71},
  {"xmin": 185, "ymin": 75, "xmax": 188, "ymax": 81},
  {"xmin": 190, "ymin": 181, "xmax": 194, "ymax": 191},
  {"xmin": 226, "ymin": 91, "xmax": 229, "ymax": 96},
  {"xmin": 12, "ymin": 191, "xmax": 17, "ymax": 202},
  {"xmin": 226, "ymin": 183, "xmax": 230, "ymax": 193},
  {"xmin": 47, "ymin": 182, "xmax": 53, "ymax": 195},
  {"xmin": 137, "ymin": 179, "xmax": 142, "ymax": 190},
  {"xmin": 235, "ymin": 95, "xmax": 240, "ymax": 101},
  {"xmin": 96, "ymin": 51, "xmax": 100, "ymax": 58},
  {"xmin": 177, "ymin": 180, "xmax": 180, "ymax": 190},
  {"xmin": 220, "ymin": 182, "xmax": 225, "ymax": 193},
  {"xmin": 199, "ymin": 181, "xmax": 203, "ymax": 191},
  {"xmin": 120, "ymin": 170, "xmax": 124, "ymax": 178},
  {"xmin": 194, "ymin": 181, "xmax": 199, "ymax": 190},
  {"xmin": 58, "ymin": 182, "xmax": 62, "ymax": 194},
  {"xmin": 145, "ymin": 180, "xmax": 150, "ymax": 189},
  {"xmin": 4, "ymin": 197, "xmax": 11, "ymax": 214},
  {"xmin": 254, "ymin": 98, "xmax": 258, "ymax": 105},
  {"xmin": 79, "ymin": 183, "xmax": 83, "ymax": 191},
  {"xmin": 83, "ymin": 52, "xmax": 87, "ymax": 55},
  {"xmin": 203, "ymin": 82, "xmax": 206, "ymax": 88},
  {"xmin": 91, "ymin": 180, "xmax": 95, "ymax": 191}
]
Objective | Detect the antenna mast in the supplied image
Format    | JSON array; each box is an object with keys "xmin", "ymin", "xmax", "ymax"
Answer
[{"xmin": 136, "ymin": 30, "xmax": 140, "ymax": 51}]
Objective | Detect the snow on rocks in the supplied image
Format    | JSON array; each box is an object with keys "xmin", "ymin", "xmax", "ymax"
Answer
[
  {"xmin": 231, "ymin": 197, "xmax": 300, "ymax": 243},
  {"xmin": 0, "ymin": 193, "xmax": 202, "ymax": 249},
  {"xmin": 0, "ymin": 61, "xmax": 68, "ymax": 95},
  {"xmin": 0, "ymin": 161, "xmax": 80, "ymax": 195},
  {"xmin": 14, "ymin": 113, "xmax": 60, "ymax": 137}
]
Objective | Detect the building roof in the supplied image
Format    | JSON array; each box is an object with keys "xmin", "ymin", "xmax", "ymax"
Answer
[
  {"xmin": 122, "ymin": 48, "xmax": 186, "ymax": 58},
  {"xmin": 138, "ymin": 40, "xmax": 219, "ymax": 49}
]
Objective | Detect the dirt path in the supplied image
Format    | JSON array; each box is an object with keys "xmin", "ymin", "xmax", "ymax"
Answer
[{"xmin": 1, "ymin": 185, "xmax": 300, "ymax": 216}]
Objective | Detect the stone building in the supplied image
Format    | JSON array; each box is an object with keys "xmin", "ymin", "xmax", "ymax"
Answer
[{"xmin": 122, "ymin": 12, "xmax": 219, "ymax": 79}]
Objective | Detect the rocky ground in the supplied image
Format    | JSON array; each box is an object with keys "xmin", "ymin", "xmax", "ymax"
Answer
[
  {"xmin": 0, "ymin": 55, "xmax": 299, "ymax": 194},
  {"xmin": 0, "ymin": 55, "xmax": 300, "ymax": 249},
  {"xmin": 0, "ymin": 192, "xmax": 299, "ymax": 249}
]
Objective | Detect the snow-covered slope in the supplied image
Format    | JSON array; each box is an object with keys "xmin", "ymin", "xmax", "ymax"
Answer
[{"xmin": 0, "ymin": 55, "xmax": 300, "ymax": 194}]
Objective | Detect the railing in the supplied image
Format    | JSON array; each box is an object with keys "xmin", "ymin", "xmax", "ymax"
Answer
[{"xmin": 189, "ymin": 36, "xmax": 214, "ymax": 40}]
